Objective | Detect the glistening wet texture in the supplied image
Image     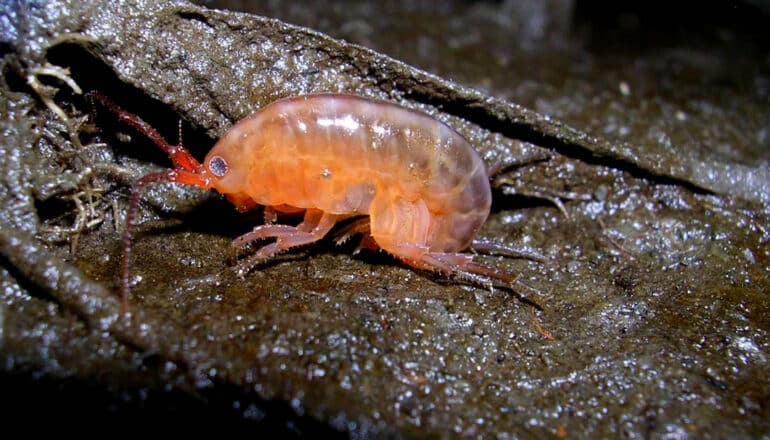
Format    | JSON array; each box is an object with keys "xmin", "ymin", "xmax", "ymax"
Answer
[
  {"xmin": 207, "ymin": 94, "xmax": 493, "ymax": 255},
  {"xmin": 1, "ymin": 0, "xmax": 769, "ymax": 437}
]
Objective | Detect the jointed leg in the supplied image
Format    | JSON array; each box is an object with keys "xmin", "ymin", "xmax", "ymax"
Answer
[
  {"xmin": 234, "ymin": 209, "xmax": 339, "ymax": 275},
  {"xmin": 470, "ymin": 238, "xmax": 547, "ymax": 262},
  {"xmin": 418, "ymin": 252, "xmax": 519, "ymax": 286},
  {"xmin": 233, "ymin": 209, "xmax": 325, "ymax": 248},
  {"xmin": 410, "ymin": 251, "xmax": 544, "ymax": 307},
  {"xmin": 333, "ymin": 217, "xmax": 379, "ymax": 253}
]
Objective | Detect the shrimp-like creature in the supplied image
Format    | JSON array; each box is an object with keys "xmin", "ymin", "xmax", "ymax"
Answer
[{"xmin": 93, "ymin": 93, "xmax": 531, "ymax": 311}]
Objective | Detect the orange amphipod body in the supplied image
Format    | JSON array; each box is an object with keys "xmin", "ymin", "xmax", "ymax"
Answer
[{"xmin": 93, "ymin": 93, "xmax": 521, "ymax": 311}]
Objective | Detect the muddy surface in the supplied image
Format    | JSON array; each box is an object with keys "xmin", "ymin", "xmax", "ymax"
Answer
[{"xmin": 1, "ymin": 0, "xmax": 768, "ymax": 437}]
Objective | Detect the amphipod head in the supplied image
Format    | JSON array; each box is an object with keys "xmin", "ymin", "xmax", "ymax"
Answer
[{"xmin": 202, "ymin": 120, "xmax": 259, "ymax": 212}]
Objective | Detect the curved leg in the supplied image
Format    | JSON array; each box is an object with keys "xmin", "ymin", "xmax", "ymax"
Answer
[
  {"xmin": 419, "ymin": 252, "xmax": 519, "ymax": 286},
  {"xmin": 232, "ymin": 224, "xmax": 303, "ymax": 249},
  {"xmin": 383, "ymin": 240, "xmax": 520, "ymax": 287},
  {"xmin": 413, "ymin": 251, "xmax": 544, "ymax": 308},
  {"xmin": 234, "ymin": 209, "xmax": 339, "ymax": 275},
  {"xmin": 333, "ymin": 217, "xmax": 379, "ymax": 253},
  {"xmin": 233, "ymin": 208, "xmax": 325, "ymax": 249},
  {"xmin": 470, "ymin": 238, "xmax": 547, "ymax": 262}
]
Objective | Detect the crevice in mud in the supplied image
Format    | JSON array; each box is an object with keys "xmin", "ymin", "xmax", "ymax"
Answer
[
  {"xmin": 402, "ymin": 86, "xmax": 715, "ymax": 198},
  {"xmin": 488, "ymin": 187, "xmax": 557, "ymax": 215},
  {"xmin": 176, "ymin": 8, "xmax": 218, "ymax": 31},
  {"xmin": 38, "ymin": 39, "xmax": 713, "ymax": 203},
  {"xmin": 44, "ymin": 42, "xmax": 216, "ymax": 165}
]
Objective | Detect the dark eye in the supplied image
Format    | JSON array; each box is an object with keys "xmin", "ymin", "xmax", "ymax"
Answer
[{"xmin": 209, "ymin": 156, "xmax": 229, "ymax": 177}]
